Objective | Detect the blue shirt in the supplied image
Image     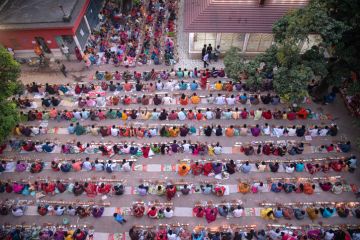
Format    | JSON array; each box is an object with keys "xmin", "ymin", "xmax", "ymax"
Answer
[
  {"xmin": 296, "ymin": 163, "xmax": 304, "ymax": 172},
  {"xmin": 179, "ymin": 83, "xmax": 187, "ymax": 90},
  {"xmin": 68, "ymin": 126, "xmax": 75, "ymax": 134},
  {"xmin": 241, "ymin": 164, "xmax": 251, "ymax": 173},
  {"xmin": 274, "ymin": 209, "xmax": 283, "ymax": 218},
  {"xmin": 202, "ymin": 186, "xmax": 212, "ymax": 195},
  {"xmin": 114, "ymin": 214, "xmax": 125, "ymax": 223},
  {"xmin": 190, "ymin": 82, "xmax": 198, "ymax": 91},
  {"xmin": 322, "ymin": 208, "xmax": 335, "ymax": 218}
]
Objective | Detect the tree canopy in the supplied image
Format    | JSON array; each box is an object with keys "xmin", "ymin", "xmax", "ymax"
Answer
[
  {"xmin": 0, "ymin": 46, "xmax": 21, "ymax": 142},
  {"xmin": 224, "ymin": 0, "xmax": 360, "ymax": 102}
]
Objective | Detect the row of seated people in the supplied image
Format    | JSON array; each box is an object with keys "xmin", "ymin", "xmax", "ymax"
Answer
[
  {"xmin": 25, "ymin": 78, "xmax": 271, "ymax": 99},
  {"xmin": 22, "ymin": 106, "xmax": 320, "ymax": 122},
  {"xmin": 0, "ymin": 225, "xmax": 89, "ymax": 239},
  {"xmin": 128, "ymin": 225, "xmax": 360, "ymax": 240},
  {"xmin": 0, "ymin": 178, "xmax": 350, "ymax": 200},
  {"xmin": 192, "ymin": 206, "xmax": 360, "ymax": 224},
  {"xmin": 92, "ymin": 67, "xmax": 226, "ymax": 81},
  {"xmin": 1, "ymin": 223, "xmax": 360, "ymax": 240},
  {"xmin": 238, "ymin": 141, "xmax": 351, "ymax": 156},
  {"xmin": 6, "ymin": 138, "xmax": 350, "ymax": 158},
  {"xmin": 13, "ymin": 122, "xmax": 338, "ymax": 139},
  {"xmin": 17, "ymin": 92, "xmax": 283, "ymax": 109},
  {"xmin": 6, "ymin": 139, "xmax": 224, "ymax": 157},
  {"xmin": 0, "ymin": 180, "xmax": 125, "ymax": 197},
  {"xmin": 0, "ymin": 203, "xmax": 105, "ymax": 219},
  {"xmin": 2, "ymin": 155, "xmax": 355, "ymax": 176},
  {"xmin": 259, "ymin": 206, "xmax": 359, "ymax": 221},
  {"xmin": 0, "ymin": 158, "xmax": 134, "ymax": 174},
  {"xmin": 176, "ymin": 157, "xmax": 357, "ymax": 177}
]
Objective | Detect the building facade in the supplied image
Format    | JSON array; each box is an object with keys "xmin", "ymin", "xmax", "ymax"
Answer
[
  {"xmin": 184, "ymin": 0, "xmax": 309, "ymax": 57},
  {"xmin": 0, "ymin": 0, "xmax": 103, "ymax": 59}
]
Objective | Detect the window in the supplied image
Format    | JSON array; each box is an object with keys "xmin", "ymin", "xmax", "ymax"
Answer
[
  {"xmin": 220, "ymin": 33, "xmax": 245, "ymax": 51},
  {"xmin": 246, "ymin": 33, "xmax": 274, "ymax": 52},
  {"xmin": 193, "ymin": 33, "xmax": 216, "ymax": 51}
]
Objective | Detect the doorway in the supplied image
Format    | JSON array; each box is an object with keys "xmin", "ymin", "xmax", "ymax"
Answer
[{"xmin": 35, "ymin": 37, "xmax": 51, "ymax": 53}]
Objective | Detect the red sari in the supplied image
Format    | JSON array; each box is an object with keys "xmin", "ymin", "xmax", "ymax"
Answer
[
  {"xmin": 85, "ymin": 183, "xmax": 97, "ymax": 197},
  {"xmin": 200, "ymin": 76, "xmax": 207, "ymax": 89},
  {"xmin": 166, "ymin": 186, "xmax": 177, "ymax": 201},
  {"xmin": 203, "ymin": 163, "xmax": 213, "ymax": 176},
  {"xmin": 205, "ymin": 207, "xmax": 218, "ymax": 223},
  {"xmin": 191, "ymin": 163, "xmax": 203, "ymax": 176}
]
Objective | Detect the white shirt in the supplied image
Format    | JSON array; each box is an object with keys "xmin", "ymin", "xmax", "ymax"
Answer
[
  {"xmin": 111, "ymin": 128, "xmax": 119, "ymax": 136},
  {"xmin": 94, "ymin": 163, "xmax": 104, "ymax": 171},
  {"xmin": 268, "ymin": 230, "xmax": 281, "ymax": 240},
  {"xmin": 31, "ymin": 127, "xmax": 40, "ymax": 135},
  {"xmin": 165, "ymin": 81, "xmax": 174, "ymax": 90},
  {"xmin": 207, "ymin": 96, "xmax": 215, "ymax": 104},
  {"xmin": 82, "ymin": 161, "xmax": 92, "ymax": 171},
  {"xmin": 253, "ymin": 182, "xmax": 266, "ymax": 192},
  {"xmin": 285, "ymin": 165, "xmax": 295, "ymax": 173},
  {"xmin": 215, "ymin": 96, "xmax": 226, "ymax": 105},
  {"xmin": 205, "ymin": 111, "xmax": 213, "ymax": 120},
  {"xmin": 309, "ymin": 128, "xmax": 319, "ymax": 136},
  {"xmin": 287, "ymin": 128, "xmax": 296, "ymax": 137},
  {"xmin": 183, "ymin": 143, "xmax": 191, "ymax": 153},
  {"xmin": 74, "ymin": 111, "xmax": 82, "ymax": 120},
  {"xmin": 226, "ymin": 97, "xmax": 236, "ymax": 105},
  {"xmin": 61, "ymin": 46, "xmax": 69, "ymax": 54},
  {"xmin": 262, "ymin": 126, "xmax": 271, "ymax": 135},
  {"xmin": 273, "ymin": 127, "xmax": 284, "ymax": 137},
  {"xmin": 122, "ymin": 162, "xmax": 131, "ymax": 172},
  {"xmin": 156, "ymin": 82, "xmax": 164, "ymax": 90},
  {"xmin": 324, "ymin": 232, "xmax": 334, "ymax": 240},
  {"xmin": 164, "ymin": 209, "xmax": 174, "ymax": 218},
  {"xmin": 12, "ymin": 208, "xmax": 24, "ymax": 217},
  {"xmin": 177, "ymin": 111, "xmax": 186, "ymax": 121},
  {"xmin": 67, "ymin": 208, "xmax": 76, "ymax": 216},
  {"xmin": 35, "ymin": 144, "xmax": 44, "ymax": 152},
  {"xmin": 167, "ymin": 233, "xmax": 177, "ymax": 240},
  {"xmin": 233, "ymin": 208, "xmax": 243, "ymax": 217},
  {"xmin": 319, "ymin": 128, "xmax": 328, "ymax": 136},
  {"xmin": 96, "ymin": 97, "xmax": 105, "ymax": 107},
  {"xmin": 214, "ymin": 146, "xmax": 222, "ymax": 155},
  {"xmin": 163, "ymin": 96, "xmax": 173, "ymax": 105},
  {"xmin": 55, "ymin": 207, "xmax": 65, "ymax": 216}
]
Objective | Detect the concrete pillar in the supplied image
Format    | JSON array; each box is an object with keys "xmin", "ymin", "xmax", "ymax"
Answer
[
  {"xmin": 189, "ymin": 33, "xmax": 195, "ymax": 52},
  {"xmin": 73, "ymin": 35, "xmax": 83, "ymax": 55},
  {"xmin": 242, "ymin": 33, "xmax": 250, "ymax": 53},
  {"xmin": 216, "ymin": 33, "xmax": 221, "ymax": 48},
  {"xmin": 84, "ymin": 15, "xmax": 92, "ymax": 33}
]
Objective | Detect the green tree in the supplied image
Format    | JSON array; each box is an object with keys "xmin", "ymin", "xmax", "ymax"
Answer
[
  {"xmin": 223, "ymin": 47, "xmax": 245, "ymax": 81},
  {"xmin": 0, "ymin": 46, "xmax": 21, "ymax": 142},
  {"xmin": 274, "ymin": 65, "xmax": 314, "ymax": 102}
]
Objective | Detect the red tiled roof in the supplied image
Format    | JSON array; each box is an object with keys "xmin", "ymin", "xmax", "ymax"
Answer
[{"xmin": 184, "ymin": 0, "xmax": 309, "ymax": 33}]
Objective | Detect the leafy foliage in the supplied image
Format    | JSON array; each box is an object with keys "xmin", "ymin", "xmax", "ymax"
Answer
[
  {"xmin": 0, "ymin": 102, "xmax": 19, "ymax": 142},
  {"xmin": 273, "ymin": 0, "xmax": 349, "ymax": 47},
  {"xmin": 274, "ymin": 65, "xmax": 313, "ymax": 103},
  {"xmin": 301, "ymin": 46, "xmax": 328, "ymax": 78},
  {"xmin": 0, "ymin": 46, "xmax": 21, "ymax": 142},
  {"xmin": 223, "ymin": 47, "xmax": 245, "ymax": 80}
]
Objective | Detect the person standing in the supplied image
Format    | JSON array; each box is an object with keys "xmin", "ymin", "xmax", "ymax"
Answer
[
  {"xmin": 206, "ymin": 44, "xmax": 213, "ymax": 62},
  {"xmin": 203, "ymin": 52, "xmax": 209, "ymax": 68},
  {"xmin": 214, "ymin": 45, "xmax": 220, "ymax": 62},
  {"xmin": 201, "ymin": 44, "xmax": 207, "ymax": 61},
  {"xmin": 61, "ymin": 44, "xmax": 70, "ymax": 61}
]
